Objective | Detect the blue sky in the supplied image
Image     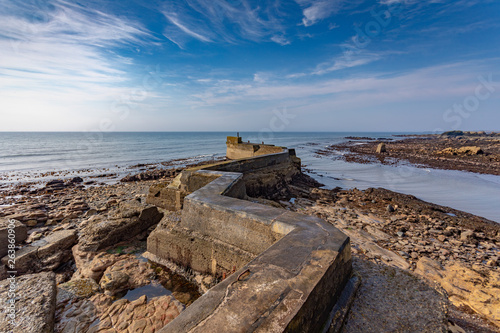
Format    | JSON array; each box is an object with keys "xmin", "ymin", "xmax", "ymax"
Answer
[{"xmin": 1, "ymin": 0, "xmax": 499, "ymax": 132}]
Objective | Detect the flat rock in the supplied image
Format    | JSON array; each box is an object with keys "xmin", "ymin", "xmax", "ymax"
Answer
[
  {"xmin": 343, "ymin": 257, "xmax": 448, "ymax": 332},
  {"xmin": 55, "ymin": 293, "xmax": 183, "ymax": 332},
  {"xmin": 0, "ymin": 218, "xmax": 27, "ymax": 258},
  {"xmin": 2, "ymin": 245, "xmax": 40, "ymax": 273},
  {"xmin": 364, "ymin": 225, "xmax": 391, "ymax": 241},
  {"xmin": 340, "ymin": 228, "xmax": 410, "ymax": 270},
  {"xmin": 415, "ymin": 257, "xmax": 500, "ymax": 328},
  {"xmin": 78, "ymin": 202, "xmax": 163, "ymax": 252},
  {"xmin": 1, "ymin": 230, "xmax": 77, "ymax": 274},
  {"xmin": 0, "ymin": 272, "xmax": 57, "ymax": 333},
  {"xmin": 438, "ymin": 146, "xmax": 483, "ymax": 156},
  {"xmin": 36, "ymin": 229, "xmax": 77, "ymax": 259}
]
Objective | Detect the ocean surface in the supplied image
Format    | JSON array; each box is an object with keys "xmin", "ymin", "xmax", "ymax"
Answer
[{"xmin": 1, "ymin": 131, "xmax": 499, "ymax": 222}]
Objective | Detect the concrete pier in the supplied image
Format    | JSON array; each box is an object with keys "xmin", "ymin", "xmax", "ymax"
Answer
[{"xmin": 146, "ymin": 146, "xmax": 356, "ymax": 332}]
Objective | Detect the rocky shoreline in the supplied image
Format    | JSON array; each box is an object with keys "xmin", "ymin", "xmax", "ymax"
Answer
[
  {"xmin": 317, "ymin": 131, "xmax": 500, "ymax": 175},
  {"xmin": 0, "ymin": 152, "xmax": 499, "ymax": 332},
  {"xmin": 0, "ymin": 173, "xmax": 209, "ymax": 332},
  {"xmin": 268, "ymin": 174, "xmax": 500, "ymax": 332}
]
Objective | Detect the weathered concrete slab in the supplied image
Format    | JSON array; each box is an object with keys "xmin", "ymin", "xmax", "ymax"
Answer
[
  {"xmin": 147, "ymin": 152, "xmax": 353, "ymax": 332},
  {"xmin": 146, "ymin": 150, "xmax": 300, "ymax": 211},
  {"xmin": 147, "ymin": 181, "xmax": 182, "ymax": 210},
  {"xmin": 148, "ymin": 226, "xmax": 256, "ymax": 275},
  {"xmin": 157, "ymin": 225, "xmax": 351, "ymax": 332}
]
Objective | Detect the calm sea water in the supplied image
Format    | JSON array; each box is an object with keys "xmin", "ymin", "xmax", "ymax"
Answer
[{"xmin": 1, "ymin": 132, "xmax": 499, "ymax": 222}]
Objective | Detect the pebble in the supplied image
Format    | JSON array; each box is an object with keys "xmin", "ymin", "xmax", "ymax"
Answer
[
  {"xmin": 26, "ymin": 219, "xmax": 38, "ymax": 227},
  {"xmin": 460, "ymin": 230, "xmax": 476, "ymax": 242},
  {"xmin": 398, "ymin": 251, "xmax": 410, "ymax": 258}
]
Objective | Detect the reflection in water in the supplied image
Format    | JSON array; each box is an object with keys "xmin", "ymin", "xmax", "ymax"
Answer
[
  {"xmin": 113, "ymin": 262, "xmax": 202, "ymax": 306},
  {"xmin": 151, "ymin": 263, "xmax": 202, "ymax": 306},
  {"xmin": 120, "ymin": 281, "xmax": 172, "ymax": 302}
]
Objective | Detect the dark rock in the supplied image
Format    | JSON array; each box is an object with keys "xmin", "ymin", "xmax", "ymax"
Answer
[
  {"xmin": 398, "ymin": 251, "xmax": 409, "ymax": 258},
  {"xmin": 68, "ymin": 177, "xmax": 84, "ymax": 184},
  {"xmin": 442, "ymin": 130, "xmax": 464, "ymax": 137},
  {"xmin": 46, "ymin": 179, "xmax": 64, "ymax": 186}
]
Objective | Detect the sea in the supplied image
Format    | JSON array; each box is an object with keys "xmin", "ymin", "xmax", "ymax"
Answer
[{"xmin": 1, "ymin": 131, "xmax": 499, "ymax": 222}]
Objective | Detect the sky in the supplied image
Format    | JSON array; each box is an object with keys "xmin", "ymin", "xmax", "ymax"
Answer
[{"xmin": 1, "ymin": 0, "xmax": 499, "ymax": 132}]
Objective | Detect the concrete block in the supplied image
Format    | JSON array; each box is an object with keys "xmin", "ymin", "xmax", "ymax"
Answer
[
  {"xmin": 147, "ymin": 149, "xmax": 353, "ymax": 332},
  {"xmin": 147, "ymin": 227, "xmax": 255, "ymax": 276}
]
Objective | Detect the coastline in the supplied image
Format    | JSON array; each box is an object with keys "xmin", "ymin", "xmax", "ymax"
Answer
[
  {"xmin": 1, "ymin": 155, "xmax": 499, "ymax": 331},
  {"xmin": 275, "ymin": 174, "xmax": 500, "ymax": 331},
  {"xmin": 0, "ymin": 156, "xmax": 225, "ymax": 207},
  {"xmin": 317, "ymin": 132, "xmax": 500, "ymax": 176},
  {"xmin": 3, "ymin": 131, "xmax": 499, "ymax": 223}
]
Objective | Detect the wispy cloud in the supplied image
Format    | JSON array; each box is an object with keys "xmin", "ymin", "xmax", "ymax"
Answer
[
  {"xmin": 160, "ymin": 0, "xmax": 291, "ymax": 47},
  {"xmin": 312, "ymin": 56, "xmax": 378, "ymax": 75},
  {"xmin": 285, "ymin": 51, "xmax": 382, "ymax": 79},
  {"xmin": 295, "ymin": 0, "xmax": 343, "ymax": 27},
  {"xmin": 295, "ymin": 0, "xmax": 366, "ymax": 27},
  {"xmin": 186, "ymin": 60, "xmax": 499, "ymax": 108},
  {"xmin": 0, "ymin": 1, "xmax": 153, "ymax": 86},
  {"xmin": 271, "ymin": 35, "xmax": 291, "ymax": 45},
  {"xmin": 164, "ymin": 12, "xmax": 212, "ymax": 46},
  {"xmin": 0, "ymin": 0, "xmax": 156, "ymax": 130},
  {"xmin": 253, "ymin": 72, "xmax": 273, "ymax": 83}
]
